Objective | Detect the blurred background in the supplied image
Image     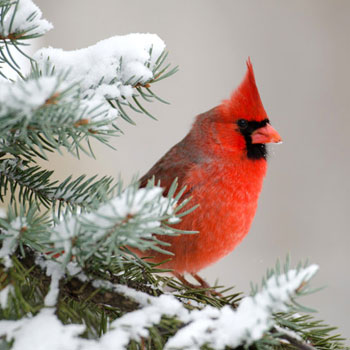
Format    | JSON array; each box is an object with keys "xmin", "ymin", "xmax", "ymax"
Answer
[{"xmin": 32, "ymin": 0, "xmax": 350, "ymax": 336}]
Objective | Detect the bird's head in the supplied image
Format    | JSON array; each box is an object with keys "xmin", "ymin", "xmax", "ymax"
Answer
[{"xmin": 212, "ymin": 58, "xmax": 282, "ymax": 160}]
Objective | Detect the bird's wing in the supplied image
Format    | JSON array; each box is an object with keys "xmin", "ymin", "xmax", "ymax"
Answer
[{"xmin": 139, "ymin": 143, "xmax": 196, "ymax": 198}]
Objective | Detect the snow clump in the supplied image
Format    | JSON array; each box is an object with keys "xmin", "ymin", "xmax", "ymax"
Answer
[
  {"xmin": 0, "ymin": 0, "xmax": 52, "ymax": 37},
  {"xmin": 34, "ymin": 33, "xmax": 166, "ymax": 122}
]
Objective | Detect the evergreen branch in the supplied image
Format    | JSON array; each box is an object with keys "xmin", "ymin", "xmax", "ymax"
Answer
[
  {"xmin": 33, "ymin": 36, "xmax": 177, "ymax": 127},
  {"xmin": 0, "ymin": 73, "xmax": 120, "ymax": 159},
  {"xmin": 270, "ymin": 326, "xmax": 318, "ymax": 350},
  {"xmin": 48, "ymin": 181, "xmax": 195, "ymax": 267},
  {"xmin": 0, "ymin": 0, "xmax": 52, "ymax": 79},
  {"xmin": 0, "ymin": 157, "xmax": 116, "ymax": 215},
  {"xmin": 0, "ymin": 247, "xmax": 241, "ymax": 338},
  {"xmin": 112, "ymin": 99, "xmax": 136, "ymax": 125},
  {"xmin": 146, "ymin": 87, "xmax": 170, "ymax": 104},
  {"xmin": 0, "ymin": 157, "xmax": 55, "ymax": 207},
  {"xmin": 0, "ymin": 246, "xmax": 347, "ymax": 350},
  {"xmin": 95, "ymin": 48, "xmax": 178, "ymax": 126},
  {"xmin": 132, "ymin": 95, "xmax": 157, "ymax": 120},
  {"xmin": 0, "ymin": 42, "xmax": 24, "ymax": 79},
  {"xmin": 52, "ymin": 174, "xmax": 115, "ymax": 217},
  {"xmin": 252, "ymin": 258, "xmax": 347, "ymax": 350},
  {"xmin": 0, "ymin": 180, "xmax": 196, "ymax": 268},
  {"xmin": 0, "ymin": 43, "xmax": 177, "ymax": 158},
  {"xmin": 278, "ymin": 332, "xmax": 317, "ymax": 350},
  {"xmin": 0, "ymin": 205, "xmax": 50, "ymax": 266},
  {"xmin": 115, "ymin": 50, "xmax": 178, "ymax": 124},
  {"xmin": 275, "ymin": 313, "xmax": 346, "ymax": 350}
]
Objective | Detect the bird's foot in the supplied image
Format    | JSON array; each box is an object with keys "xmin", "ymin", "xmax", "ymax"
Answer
[{"xmin": 173, "ymin": 272, "xmax": 222, "ymax": 297}]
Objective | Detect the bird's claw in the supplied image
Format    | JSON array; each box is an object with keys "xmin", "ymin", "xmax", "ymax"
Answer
[{"xmin": 173, "ymin": 272, "xmax": 223, "ymax": 297}]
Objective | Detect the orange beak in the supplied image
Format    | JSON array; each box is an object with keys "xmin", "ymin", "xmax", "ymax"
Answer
[{"xmin": 251, "ymin": 124, "xmax": 282, "ymax": 144}]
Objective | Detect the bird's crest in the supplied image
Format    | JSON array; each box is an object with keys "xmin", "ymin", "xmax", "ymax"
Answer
[{"xmin": 219, "ymin": 58, "xmax": 268, "ymax": 122}]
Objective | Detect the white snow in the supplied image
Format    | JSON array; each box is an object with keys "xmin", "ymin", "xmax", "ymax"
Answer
[
  {"xmin": 34, "ymin": 255, "xmax": 65, "ymax": 306},
  {"xmin": 0, "ymin": 308, "xmax": 85, "ymax": 350},
  {"xmin": 0, "ymin": 73, "xmax": 119, "ymax": 131},
  {"xmin": 89, "ymin": 266, "xmax": 319, "ymax": 350},
  {"xmin": 0, "ymin": 284, "xmax": 14, "ymax": 309},
  {"xmin": 35, "ymin": 254, "xmax": 89, "ymax": 304},
  {"xmin": 0, "ymin": 33, "xmax": 166, "ymax": 127},
  {"xmin": 79, "ymin": 97, "xmax": 118, "ymax": 128},
  {"xmin": 34, "ymin": 34, "xmax": 164, "ymax": 93},
  {"xmin": 165, "ymin": 264, "xmax": 319, "ymax": 350},
  {"xmin": 0, "ymin": 0, "xmax": 52, "ymax": 37},
  {"xmin": 0, "ymin": 76, "xmax": 60, "ymax": 116},
  {"xmin": 274, "ymin": 324, "xmax": 303, "ymax": 342},
  {"xmin": 44, "ymin": 261, "xmax": 64, "ymax": 306},
  {"xmin": 66, "ymin": 261, "xmax": 84, "ymax": 278},
  {"xmin": 88, "ymin": 281, "xmax": 188, "ymax": 349},
  {"xmin": 0, "ymin": 217, "xmax": 26, "ymax": 268},
  {"xmin": 34, "ymin": 33, "xmax": 166, "ymax": 123},
  {"xmin": 0, "ymin": 265, "xmax": 318, "ymax": 350},
  {"xmin": 1, "ymin": 9, "xmax": 167, "ymax": 128}
]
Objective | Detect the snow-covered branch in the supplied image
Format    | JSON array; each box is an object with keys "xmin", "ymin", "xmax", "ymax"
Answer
[
  {"xmin": 0, "ymin": 264, "xmax": 319, "ymax": 350},
  {"xmin": 0, "ymin": 216, "xmax": 27, "ymax": 268},
  {"xmin": 50, "ymin": 184, "xmax": 186, "ymax": 265},
  {"xmin": 35, "ymin": 33, "xmax": 165, "ymax": 96},
  {"xmin": 165, "ymin": 265, "xmax": 319, "ymax": 349},
  {"xmin": 34, "ymin": 33, "xmax": 175, "ymax": 123},
  {"xmin": 0, "ymin": 33, "xmax": 176, "ymax": 157},
  {"xmin": 0, "ymin": 0, "xmax": 52, "ymax": 39},
  {"xmin": 0, "ymin": 70, "xmax": 119, "ymax": 158},
  {"xmin": 0, "ymin": 182, "xmax": 190, "ymax": 268},
  {"xmin": 0, "ymin": 0, "xmax": 52, "ymax": 79}
]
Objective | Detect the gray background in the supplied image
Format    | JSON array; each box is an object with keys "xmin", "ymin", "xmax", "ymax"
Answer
[{"xmin": 34, "ymin": 0, "xmax": 350, "ymax": 336}]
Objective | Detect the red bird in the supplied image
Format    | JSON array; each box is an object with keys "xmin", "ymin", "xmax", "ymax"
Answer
[{"xmin": 139, "ymin": 59, "xmax": 281, "ymax": 287}]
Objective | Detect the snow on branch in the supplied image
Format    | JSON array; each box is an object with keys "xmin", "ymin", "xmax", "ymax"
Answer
[
  {"xmin": 0, "ymin": 308, "xmax": 86, "ymax": 350},
  {"xmin": 97, "ymin": 265, "xmax": 318, "ymax": 350},
  {"xmin": 50, "ymin": 184, "xmax": 186, "ymax": 265},
  {"xmin": 0, "ymin": 216, "xmax": 27, "ymax": 268},
  {"xmin": 34, "ymin": 33, "xmax": 165, "ymax": 97},
  {"xmin": 0, "ymin": 180, "xmax": 189, "ymax": 272},
  {"xmin": 0, "ymin": 33, "xmax": 175, "ymax": 156},
  {"xmin": 0, "ymin": 71, "xmax": 119, "ymax": 158},
  {"xmin": 165, "ymin": 264, "xmax": 319, "ymax": 349},
  {"xmin": 0, "ymin": 73, "xmax": 115, "ymax": 124},
  {"xmin": 0, "ymin": 264, "xmax": 319, "ymax": 350},
  {"xmin": 34, "ymin": 33, "xmax": 173, "ymax": 123},
  {"xmin": 0, "ymin": 75, "xmax": 69, "ymax": 115},
  {"xmin": 0, "ymin": 0, "xmax": 52, "ymax": 39}
]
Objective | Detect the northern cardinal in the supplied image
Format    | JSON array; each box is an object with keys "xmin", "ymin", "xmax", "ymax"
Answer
[{"xmin": 139, "ymin": 59, "xmax": 281, "ymax": 288}]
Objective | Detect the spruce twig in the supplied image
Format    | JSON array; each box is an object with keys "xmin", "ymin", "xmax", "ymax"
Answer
[
  {"xmin": 271, "ymin": 327, "xmax": 317, "ymax": 350},
  {"xmin": 0, "ymin": 157, "xmax": 115, "ymax": 214},
  {"xmin": 279, "ymin": 333, "xmax": 317, "ymax": 350}
]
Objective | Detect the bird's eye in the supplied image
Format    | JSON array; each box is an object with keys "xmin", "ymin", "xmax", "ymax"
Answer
[{"xmin": 237, "ymin": 119, "xmax": 248, "ymax": 129}]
